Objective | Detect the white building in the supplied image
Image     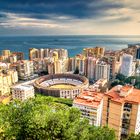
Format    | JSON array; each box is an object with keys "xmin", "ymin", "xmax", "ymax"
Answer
[
  {"xmin": 120, "ymin": 54, "xmax": 134, "ymax": 77},
  {"xmin": 73, "ymin": 90, "xmax": 103, "ymax": 126},
  {"xmin": 16, "ymin": 60, "xmax": 34, "ymax": 80},
  {"xmin": 12, "ymin": 85, "xmax": 34, "ymax": 101},
  {"xmin": 71, "ymin": 54, "xmax": 86, "ymax": 74},
  {"xmin": 95, "ymin": 61, "xmax": 110, "ymax": 81},
  {"xmin": 87, "ymin": 57, "xmax": 98, "ymax": 81}
]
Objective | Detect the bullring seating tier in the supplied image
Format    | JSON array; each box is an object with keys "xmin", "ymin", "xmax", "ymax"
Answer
[{"xmin": 40, "ymin": 78, "xmax": 82, "ymax": 87}]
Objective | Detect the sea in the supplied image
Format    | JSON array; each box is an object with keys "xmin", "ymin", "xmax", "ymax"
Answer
[{"xmin": 0, "ymin": 35, "xmax": 140, "ymax": 59}]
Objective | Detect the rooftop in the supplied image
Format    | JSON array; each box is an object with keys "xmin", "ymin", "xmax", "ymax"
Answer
[
  {"xmin": 73, "ymin": 90, "xmax": 103, "ymax": 108},
  {"xmin": 105, "ymin": 85, "xmax": 140, "ymax": 104},
  {"xmin": 13, "ymin": 85, "xmax": 33, "ymax": 91}
]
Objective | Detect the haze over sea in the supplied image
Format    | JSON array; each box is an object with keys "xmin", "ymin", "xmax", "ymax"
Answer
[{"xmin": 0, "ymin": 35, "xmax": 140, "ymax": 59}]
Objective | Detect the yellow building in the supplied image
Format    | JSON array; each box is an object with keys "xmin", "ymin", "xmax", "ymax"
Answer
[
  {"xmin": 83, "ymin": 47, "xmax": 105, "ymax": 58},
  {"xmin": 29, "ymin": 48, "xmax": 39, "ymax": 60},
  {"xmin": 2, "ymin": 50, "xmax": 11, "ymax": 56},
  {"xmin": 29, "ymin": 48, "xmax": 68, "ymax": 60},
  {"xmin": 0, "ymin": 70, "xmax": 18, "ymax": 95},
  {"xmin": 71, "ymin": 54, "xmax": 86, "ymax": 74},
  {"xmin": 0, "ymin": 95, "xmax": 11, "ymax": 104},
  {"xmin": 9, "ymin": 54, "xmax": 17, "ymax": 63},
  {"xmin": 0, "ymin": 50, "xmax": 23, "ymax": 63},
  {"xmin": 102, "ymin": 85, "xmax": 140, "ymax": 140},
  {"xmin": 52, "ymin": 51, "xmax": 59, "ymax": 61}
]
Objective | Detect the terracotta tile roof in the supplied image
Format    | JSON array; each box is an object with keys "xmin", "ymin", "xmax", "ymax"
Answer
[
  {"xmin": 73, "ymin": 90, "xmax": 103, "ymax": 108},
  {"xmin": 105, "ymin": 85, "xmax": 140, "ymax": 104}
]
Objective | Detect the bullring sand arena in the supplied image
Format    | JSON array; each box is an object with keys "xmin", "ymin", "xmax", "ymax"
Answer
[{"xmin": 34, "ymin": 74, "xmax": 89, "ymax": 99}]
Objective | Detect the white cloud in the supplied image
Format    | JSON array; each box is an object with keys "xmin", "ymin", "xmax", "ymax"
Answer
[{"xmin": 0, "ymin": 12, "xmax": 69, "ymax": 29}]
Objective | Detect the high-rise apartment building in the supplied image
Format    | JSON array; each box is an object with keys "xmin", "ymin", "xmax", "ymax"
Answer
[
  {"xmin": 0, "ymin": 50, "xmax": 24, "ymax": 63},
  {"xmin": 47, "ymin": 62, "xmax": 55, "ymax": 74},
  {"xmin": 2, "ymin": 50, "xmax": 11, "ymax": 57},
  {"xmin": 71, "ymin": 54, "xmax": 86, "ymax": 74},
  {"xmin": 29, "ymin": 48, "xmax": 39, "ymax": 60},
  {"xmin": 136, "ymin": 46, "xmax": 140, "ymax": 60},
  {"xmin": 33, "ymin": 58, "xmax": 48, "ymax": 73},
  {"xmin": 29, "ymin": 48, "xmax": 68, "ymax": 60},
  {"xmin": 73, "ymin": 89, "xmax": 103, "ymax": 126},
  {"xmin": 101, "ymin": 56, "xmax": 117, "ymax": 78},
  {"xmin": 9, "ymin": 54, "xmax": 17, "ymax": 64},
  {"xmin": 102, "ymin": 85, "xmax": 140, "ymax": 140},
  {"xmin": 95, "ymin": 61, "xmax": 110, "ymax": 81},
  {"xmin": 16, "ymin": 60, "xmax": 34, "ymax": 80},
  {"xmin": 54, "ymin": 59, "xmax": 68, "ymax": 74},
  {"xmin": 83, "ymin": 47, "xmax": 105, "ymax": 58},
  {"xmin": 120, "ymin": 54, "xmax": 134, "ymax": 77},
  {"xmin": 12, "ymin": 52, "xmax": 24, "ymax": 60},
  {"xmin": 86, "ymin": 57, "xmax": 98, "ymax": 81},
  {"xmin": 0, "ymin": 70, "xmax": 18, "ymax": 95}
]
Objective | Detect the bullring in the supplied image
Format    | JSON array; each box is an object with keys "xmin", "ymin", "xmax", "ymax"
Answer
[{"xmin": 34, "ymin": 74, "xmax": 89, "ymax": 99}]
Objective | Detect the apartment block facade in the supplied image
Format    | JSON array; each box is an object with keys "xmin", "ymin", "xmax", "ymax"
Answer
[
  {"xmin": 73, "ymin": 89, "xmax": 103, "ymax": 126},
  {"xmin": 12, "ymin": 85, "xmax": 34, "ymax": 101},
  {"xmin": 102, "ymin": 85, "xmax": 140, "ymax": 139}
]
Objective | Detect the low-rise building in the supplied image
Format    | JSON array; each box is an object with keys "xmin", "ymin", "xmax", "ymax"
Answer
[
  {"xmin": 73, "ymin": 89, "xmax": 103, "ymax": 126},
  {"xmin": 12, "ymin": 85, "xmax": 34, "ymax": 101},
  {"xmin": 89, "ymin": 79, "xmax": 108, "ymax": 92},
  {"xmin": 0, "ymin": 95, "xmax": 11, "ymax": 104}
]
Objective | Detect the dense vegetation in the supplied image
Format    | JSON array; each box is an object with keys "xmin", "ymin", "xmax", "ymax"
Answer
[
  {"xmin": 111, "ymin": 73, "xmax": 140, "ymax": 89},
  {"xmin": 53, "ymin": 97, "xmax": 73, "ymax": 107},
  {"xmin": 0, "ymin": 95, "xmax": 116, "ymax": 140},
  {"xmin": 127, "ymin": 133, "xmax": 140, "ymax": 140}
]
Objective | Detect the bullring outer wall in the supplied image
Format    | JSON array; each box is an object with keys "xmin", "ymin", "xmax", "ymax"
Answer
[{"xmin": 34, "ymin": 74, "xmax": 89, "ymax": 99}]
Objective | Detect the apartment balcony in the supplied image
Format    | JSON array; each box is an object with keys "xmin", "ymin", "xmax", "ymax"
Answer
[
  {"xmin": 121, "ymin": 128, "xmax": 129, "ymax": 137},
  {"xmin": 122, "ymin": 119, "xmax": 130, "ymax": 124},
  {"xmin": 123, "ymin": 107, "xmax": 131, "ymax": 112}
]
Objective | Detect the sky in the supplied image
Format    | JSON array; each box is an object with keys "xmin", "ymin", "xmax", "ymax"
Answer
[{"xmin": 0, "ymin": 0, "xmax": 140, "ymax": 36}]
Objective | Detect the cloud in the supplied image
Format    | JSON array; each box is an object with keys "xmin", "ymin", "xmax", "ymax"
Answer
[
  {"xmin": 0, "ymin": 0, "xmax": 136, "ymax": 22},
  {"xmin": 0, "ymin": 0, "xmax": 140, "ymax": 35},
  {"xmin": 0, "ymin": 0, "xmax": 125, "ymax": 19},
  {"xmin": 0, "ymin": 12, "xmax": 69, "ymax": 29}
]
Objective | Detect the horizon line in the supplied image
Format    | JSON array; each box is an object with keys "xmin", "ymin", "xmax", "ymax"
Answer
[{"xmin": 0, "ymin": 34, "xmax": 140, "ymax": 37}]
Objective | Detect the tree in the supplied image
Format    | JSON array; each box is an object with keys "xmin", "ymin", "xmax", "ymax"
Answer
[
  {"xmin": 88, "ymin": 126, "xmax": 116, "ymax": 140},
  {"xmin": 39, "ymin": 70, "xmax": 48, "ymax": 76},
  {"xmin": 111, "ymin": 80, "xmax": 120, "ymax": 87},
  {"xmin": 0, "ymin": 96, "xmax": 116, "ymax": 140},
  {"xmin": 127, "ymin": 133, "xmax": 140, "ymax": 140},
  {"xmin": 74, "ymin": 67, "xmax": 79, "ymax": 74},
  {"xmin": 116, "ymin": 73, "xmax": 126, "ymax": 81}
]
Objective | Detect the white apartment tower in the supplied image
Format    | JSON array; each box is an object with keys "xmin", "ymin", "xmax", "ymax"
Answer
[
  {"xmin": 16, "ymin": 60, "xmax": 34, "ymax": 80},
  {"xmin": 87, "ymin": 57, "xmax": 98, "ymax": 81},
  {"xmin": 95, "ymin": 61, "xmax": 110, "ymax": 81},
  {"xmin": 120, "ymin": 54, "xmax": 133, "ymax": 77}
]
